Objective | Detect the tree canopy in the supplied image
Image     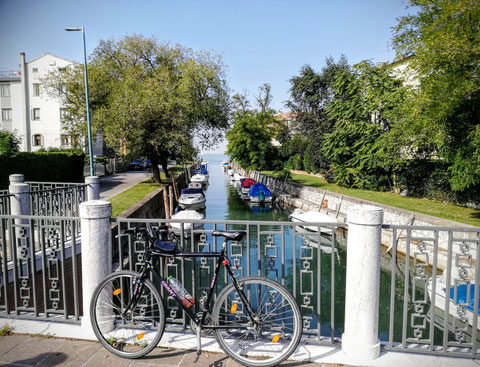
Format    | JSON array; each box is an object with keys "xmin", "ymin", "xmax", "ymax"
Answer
[{"xmin": 44, "ymin": 34, "xmax": 230, "ymax": 182}]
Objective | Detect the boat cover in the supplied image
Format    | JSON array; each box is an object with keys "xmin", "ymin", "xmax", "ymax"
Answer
[
  {"xmin": 241, "ymin": 178, "xmax": 256, "ymax": 188},
  {"xmin": 171, "ymin": 210, "xmax": 204, "ymax": 220},
  {"xmin": 180, "ymin": 188, "xmax": 205, "ymax": 196},
  {"xmin": 249, "ymin": 183, "xmax": 272, "ymax": 197},
  {"xmin": 195, "ymin": 167, "xmax": 208, "ymax": 175},
  {"xmin": 449, "ymin": 284, "xmax": 478, "ymax": 312}
]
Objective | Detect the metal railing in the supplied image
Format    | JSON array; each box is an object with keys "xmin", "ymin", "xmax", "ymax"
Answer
[
  {"xmin": 0, "ymin": 194, "xmax": 12, "ymax": 216},
  {"xmin": 0, "ymin": 215, "xmax": 81, "ymax": 323},
  {"xmin": 114, "ymin": 217, "xmax": 346, "ymax": 343},
  {"xmin": 383, "ymin": 224, "xmax": 480, "ymax": 358},
  {"xmin": 29, "ymin": 184, "xmax": 87, "ymax": 219}
]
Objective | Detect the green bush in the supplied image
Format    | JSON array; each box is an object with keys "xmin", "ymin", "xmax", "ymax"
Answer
[
  {"xmin": 0, "ymin": 151, "xmax": 85, "ymax": 189},
  {"xmin": 303, "ymin": 153, "xmax": 311, "ymax": 173}
]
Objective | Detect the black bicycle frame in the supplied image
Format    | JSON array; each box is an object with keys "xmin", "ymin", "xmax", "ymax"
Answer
[{"xmin": 138, "ymin": 245, "xmax": 257, "ymax": 330}]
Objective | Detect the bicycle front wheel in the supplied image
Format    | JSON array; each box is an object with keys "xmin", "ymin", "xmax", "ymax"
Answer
[
  {"xmin": 212, "ymin": 276, "xmax": 302, "ymax": 367},
  {"xmin": 90, "ymin": 270, "xmax": 165, "ymax": 359}
]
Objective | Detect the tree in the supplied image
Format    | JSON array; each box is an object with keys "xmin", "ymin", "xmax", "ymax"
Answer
[
  {"xmin": 322, "ymin": 61, "xmax": 407, "ymax": 189},
  {"xmin": 392, "ymin": 0, "xmax": 480, "ymax": 198},
  {"xmin": 286, "ymin": 56, "xmax": 349, "ymax": 173},
  {"xmin": 0, "ymin": 130, "xmax": 20, "ymax": 156},
  {"xmin": 44, "ymin": 35, "xmax": 230, "ymax": 183}
]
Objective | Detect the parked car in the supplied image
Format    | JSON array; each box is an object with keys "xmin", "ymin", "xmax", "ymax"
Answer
[{"xmin": 128, "ymin": 159, "xmax": 145, "ymax": 170}]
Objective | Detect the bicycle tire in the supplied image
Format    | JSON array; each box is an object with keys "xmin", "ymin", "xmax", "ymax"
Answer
[
  {"xmin": 90, "ymin": 270, "xmax": 166, "ymax": 359},
  {"xmin": 212, "ymin": 276, "xmax": 302, "ymax": 367}
]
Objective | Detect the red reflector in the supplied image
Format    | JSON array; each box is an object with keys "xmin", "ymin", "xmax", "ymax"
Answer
[{"xmin": 223, "ymin": 260, "xmax": 228, "ymax": 265}]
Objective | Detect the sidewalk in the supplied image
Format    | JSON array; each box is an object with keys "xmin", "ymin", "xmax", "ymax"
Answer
[
  {"xmin": 99, "ymin": 171, "xmax": 151, "ymax": 200},
  {"xmin": 0, "ymin": 335, "xmax": 328, "ymax": 367}
]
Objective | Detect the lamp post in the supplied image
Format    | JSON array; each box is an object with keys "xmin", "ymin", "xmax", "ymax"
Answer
[{"xmin": 65, "ymin": 26, "xmax": 94, "ymax": 176}]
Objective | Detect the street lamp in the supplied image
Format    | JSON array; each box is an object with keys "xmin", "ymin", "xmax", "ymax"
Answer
[{"xmin": 65, "ymin": 26, "xmax": 95, "ymax": 176}]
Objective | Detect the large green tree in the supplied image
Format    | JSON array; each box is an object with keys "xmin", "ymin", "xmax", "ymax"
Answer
[
  {"xmin": 45, "ymin": 35, "xmax": 230, "ymax": 182},
  {"xmin": 392, "ymin": 0, "xmax": 480, "ymax": 198}
]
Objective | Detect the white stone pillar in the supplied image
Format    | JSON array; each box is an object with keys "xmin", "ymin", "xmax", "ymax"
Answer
[
  {"xmin": 85, "ymin": 176, "xmax": 100, "ymax": 201},
  {"xmin": 342, "ymin": 204, "xmax": 384, "ymax": 361},
  {"xmin": 9, "ymin": 174, "xmax": 31, "ymax": 216},
  {"xmin": 80, "ymin": 200, "xmax": 112, "ymax": 338}
]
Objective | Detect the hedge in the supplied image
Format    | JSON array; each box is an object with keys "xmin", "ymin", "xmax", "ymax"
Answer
[{"xmin": 0, "ymin": 151, "xmax": 85, "ymax": 189}]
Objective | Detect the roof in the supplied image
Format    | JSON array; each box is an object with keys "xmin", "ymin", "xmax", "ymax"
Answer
[{"xmin": 27, "ymin": 52, "xmax": 77, "ymax": 65}]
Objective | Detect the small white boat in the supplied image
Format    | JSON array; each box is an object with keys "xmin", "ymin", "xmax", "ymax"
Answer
[
  {"xmin": 427, "ymin": 275, "xmax": 480, "ymax": 332},
  {"xmin": 289, "ymin": 208, "xmax": 338, "ymax": 235},
  {"xmin": 191, "ymin": 173, "xmax": 208, "ymax": 185},
  {"xmin": 249, "ymin": 183, "xmax": 273, "ymax": 204},
  {"xmin": 235, "ymin": 176, "xmax": 247, "ymax": 189},
  {"xmin": 240, "ymin": 178, "xmax": 256, "ymax": 195},
  {"xmin": 188, "ymin": 182, "xmax": 202, "ymax": 189},
  {"xmin": 227, "ymin": 169, "xmax": 234, "ymax": 177},
  {"xmin": 169, "ymin": 210, "xmax": 204, "ymax": 237},
  {"xmin": 221, "ymin": 161, "xmax": 230, "ymax": 171},
  {"xmin": 178, "ymin": 188, "xmax": 206, "ymax": 210}
]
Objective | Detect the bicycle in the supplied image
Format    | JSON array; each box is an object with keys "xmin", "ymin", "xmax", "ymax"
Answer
[{"xmin": 90, "ymin": 224, "xmax": 302, "ymax": 367}]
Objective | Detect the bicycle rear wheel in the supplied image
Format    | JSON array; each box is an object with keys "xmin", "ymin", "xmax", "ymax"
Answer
[
  {"xmin": 90, "ymin": 270, "xmax": 165, "ymax": 359},
  {"xmin": 212, "ymin": 276, "xmax": 302, "ymax": 367}
]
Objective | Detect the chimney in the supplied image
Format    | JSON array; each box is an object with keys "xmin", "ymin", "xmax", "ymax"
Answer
[{"xmin": 20, "ymin": 52, "xmax": 31, "ymax": 152}]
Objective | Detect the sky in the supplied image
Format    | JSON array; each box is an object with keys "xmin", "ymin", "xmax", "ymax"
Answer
[{"xmin": 0, "ymin": 0, "xmax": 413, "ymax": 154}]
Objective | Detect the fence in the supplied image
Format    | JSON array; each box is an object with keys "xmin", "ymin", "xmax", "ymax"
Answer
[
  {"xmin": 0, "ymin": 215, "xmax": 81, "ymax": 323},
  {"xmin": 29, "ymin": 184, "xmax": 87, "ymax": 218},
  {"xmin": 114, "ymin": 217, "xmax": 344, "ymax": 343},
  {"xmin": 383, "ymin": 224, "xmax": 480, "ymax": 358}
]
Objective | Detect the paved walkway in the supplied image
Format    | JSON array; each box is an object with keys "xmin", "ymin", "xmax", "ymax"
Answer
[
  {"xmin": 99, "ymin": 171, "xmax": 152, "ymax": 200},
  {"xmin": 0, "ymin": 335, "xmax": 330, "ymax": 367}
]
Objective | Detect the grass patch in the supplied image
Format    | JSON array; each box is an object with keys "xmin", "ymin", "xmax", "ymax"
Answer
[
  {"xmin": 264, "ymin": 170, "xmax": 480, "ymax": 227},
  {"xmin": 109, "ymin": 179, "xmax": 161, "ymax": 217},
  {"xmin": 0, "ymin": 324, "xmax": 12, "ymax": 336}
]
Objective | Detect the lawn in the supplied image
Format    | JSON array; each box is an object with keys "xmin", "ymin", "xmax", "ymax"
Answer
[
  {"xmin": 264, "ymin": 171, "xmax": 480, "ymax": 227},
  {"xmin": 109, "ymin": 166, "xmax": 184, "ymax": 217}
]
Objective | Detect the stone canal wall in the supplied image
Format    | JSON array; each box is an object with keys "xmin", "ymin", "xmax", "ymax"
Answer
[{"xmin": 232, "ymin": 165, "xmax": 479, "ymax": 273}]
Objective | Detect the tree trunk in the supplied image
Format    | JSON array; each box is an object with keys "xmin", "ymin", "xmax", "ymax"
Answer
[
  {"xmin": 161, "ymin": 157, "xmax": 170, "ymax": 179},
  {"xmin": 150, "ymin": 156, "xmax": 162, "ymax": 183}
]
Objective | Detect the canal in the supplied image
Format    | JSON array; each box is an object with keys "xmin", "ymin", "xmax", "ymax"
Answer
[{"xmin": 188, "ymin": 154, "xmax": 448, "ymax": 345}]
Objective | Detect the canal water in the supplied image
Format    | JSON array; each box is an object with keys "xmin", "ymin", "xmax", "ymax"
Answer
[{"xmin": 194, "ymin": 154, "xmax": 445, "ymax": 344}]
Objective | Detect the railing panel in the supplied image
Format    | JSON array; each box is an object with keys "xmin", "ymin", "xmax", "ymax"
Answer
[
  {"xmin": 0, "ymin": 195, "xmax": 12, "ymax": 215},
  {"xmin": 383, "ymin": 224, "xmax": 480, "ymax": 358},
  {"xmin": 30, "ymin": 185, "xmax": 87, "ymax": 220},
  {"xmin": 114, "ymin": 218, "xmax": 346, "ymax": 344},
  {"xmin": 0, "ymin": 215, "xmax": 81, "ymax": 323}
]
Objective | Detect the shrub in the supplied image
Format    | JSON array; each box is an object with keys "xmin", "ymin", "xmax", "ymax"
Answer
[{"xmin": 0, "ymin": 151, "xmax": 85, "ymax": 188}]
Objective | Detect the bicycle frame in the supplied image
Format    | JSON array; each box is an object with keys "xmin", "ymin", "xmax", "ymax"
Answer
[{"xmin": 132, "ymin": 238, "xmax": 257, "ymax": 330}]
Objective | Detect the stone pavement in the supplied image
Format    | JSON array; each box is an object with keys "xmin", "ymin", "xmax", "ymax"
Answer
[{"xmin": 0, "ymin": 335, "xmax": 332, "ymax": 367}]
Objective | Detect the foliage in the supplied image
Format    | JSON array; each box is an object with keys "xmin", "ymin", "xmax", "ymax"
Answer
[
  {"xmin": 286, "ymin": 57, "xmax": 349, "ymax": 173},
  {"xmin": 44, "ymin": 34, "xmax": 230, "ymax": 183},
  {"xmin": 392, "ymin": 0, "xmax": 480, "ymax": 200},
  {"xmin": 0, "ymin": 151, "xmax": 85, "ymax": 188},
  {"xmin": 0, "ymin": 324, "xmax": 12, "ymax": 336},
  {"xmin": 226, "ymin": 110, "xmax": 280, "ymax": 171},
  {"xmin": 322, "ymin": 61, "xmax": 407, "ymax": 190},
  {"xmin": 0, "ymin": 130, "xmax": 20, "ymax": 156}
]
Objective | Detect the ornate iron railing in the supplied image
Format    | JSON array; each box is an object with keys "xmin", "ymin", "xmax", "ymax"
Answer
[
  {"xmin": 383, "ymin": 224, "xmax": 480, "ymax": 358},
  {"xmin": 114, "ymin": 217, "xmax": 346, "ymax": 344},
  {"xmin": 0, "ymin": 195, "xmax": 12, "ymax": 216},
  {"xmin": 0, "ymin": 215, "xmax": 81, "ymax": 323},
  {"xmin": 29, "ymin": 184, "xmax": 87, "ymax": 219}
]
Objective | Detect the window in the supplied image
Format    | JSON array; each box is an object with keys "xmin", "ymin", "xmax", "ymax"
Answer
[
  {"xmin": 0, "ymin": 84, "xmax": 10, "ymax": 97},
  {"xmin": 1, "ymin": 109, "xmax": 12, "ymax": 121},
  {"xmin": 59, "ymin": 108, "xmax": 69, "ymax": 120},
  {"xmin": 32, "ymin": 68, "xmax": 39, "ymax": 73},
  {"xmin": 58, "ymin": 83, "xmax": 67, "ymax": 96},
  {"xmin": 33, "ymin": 83, "xmax": 41, "ymax": 96},
  {"xmin": 60, "ymin": 135, "xmax": 70, "ymax": 146},
  {"xmin": 32, "ymin": 134, "xmax": 43, "ymax": 146},
  {"xmin": 31, "ymin": 108, "xmax": 40, "ymax": 120}
]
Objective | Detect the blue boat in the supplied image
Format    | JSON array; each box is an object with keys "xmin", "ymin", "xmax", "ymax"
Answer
[{"xmin": 248, "ymin": 183, "xmax": 273, "ymax": 204}]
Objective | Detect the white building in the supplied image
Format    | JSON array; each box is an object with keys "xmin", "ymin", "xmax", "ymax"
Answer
[{"xmin": 0, "ymin": 52, "xmax": 103, "ymax": 154}]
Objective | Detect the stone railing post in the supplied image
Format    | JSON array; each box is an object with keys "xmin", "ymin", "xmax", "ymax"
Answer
[
  {"xmin": 80, "ymin": 200, "xmax": 112, "ymax": 337},
  {"xmin": 85, "ymin": 176, "xmax": 100, "ymax": 201},
  {"xmin": 342, "ymin": 205, "xmax": 383, "ymax": 361},
  {"xmin": 9, "ymin": 174, "xmax": 31, "ymax": 216}
]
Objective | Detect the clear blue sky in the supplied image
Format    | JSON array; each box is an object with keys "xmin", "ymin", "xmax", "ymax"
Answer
[{"xmin": 0, "ymin": 0, "xmax": 413, "ymax": 153}]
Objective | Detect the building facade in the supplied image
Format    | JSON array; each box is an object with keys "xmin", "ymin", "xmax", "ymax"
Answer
[{"xmin": 0, "ymin": 52, "xmax": 103, "ymax": 154}]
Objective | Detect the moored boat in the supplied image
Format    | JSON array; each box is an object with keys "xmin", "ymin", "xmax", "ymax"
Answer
[
  {"xmin": 178, "ymin": 188, "xmax": 206, "ymax": 210},
  {"xmin": 169, "ymin": 210, "xmax": 204, "ymax": 237},
  {"xmin": 190, "ymin": 173, "xmax": 208, "ymax": 185},
  {"xmin": 240, "ymin": 178, "xmax": 256, "ymax": 195},
  {"xmin": 249, "ymin": 183, "xmax": 273, "ymax": 204},
  {"xmin": 289, "ymin": 208, "xmax": 338, "ymax": 235}
]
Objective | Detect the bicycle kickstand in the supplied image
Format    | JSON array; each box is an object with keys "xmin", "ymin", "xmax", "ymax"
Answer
[{"xmin": 193, "ymin": 325, "xmax": 202, "ymax": 363}]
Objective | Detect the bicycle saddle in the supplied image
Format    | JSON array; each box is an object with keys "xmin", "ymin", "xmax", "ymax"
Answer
[
  {"xmin": 212, "ymin": 230, "xmax": 246, "ymax": 242},
  {"xmin": 152, "ymin": 239, "xmax": 178, "ymax": 255}
]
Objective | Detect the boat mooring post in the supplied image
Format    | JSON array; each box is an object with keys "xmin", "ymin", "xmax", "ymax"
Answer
[{"xmin": 342, "ymin": 204, "xmax": 383, "ymax": 361}]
